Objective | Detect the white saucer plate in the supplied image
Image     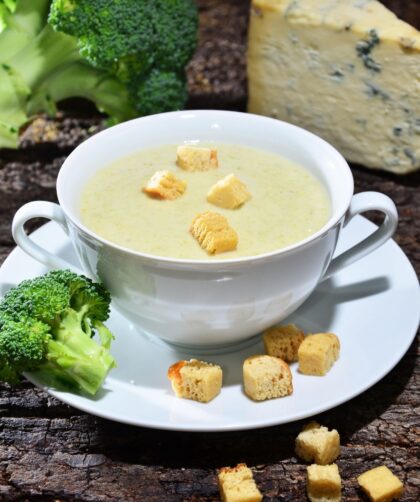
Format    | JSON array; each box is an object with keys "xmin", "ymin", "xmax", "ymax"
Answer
[{"xmin": 0, "ymin": 217, "xmax": 418, "ymax": 431}]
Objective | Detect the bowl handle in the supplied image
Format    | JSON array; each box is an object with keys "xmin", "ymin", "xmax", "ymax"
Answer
[
  {"xmin": 322, "ymin": 191, "xmax": 398, "ymax": 281},
  {"xmin": 12, "ymin": 200, "xmax": 80, "ymax": 271}
]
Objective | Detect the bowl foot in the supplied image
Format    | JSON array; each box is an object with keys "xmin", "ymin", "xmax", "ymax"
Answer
[{"xmin": 135, "ymin": 327, "xmax": 262, "ymax": 356}]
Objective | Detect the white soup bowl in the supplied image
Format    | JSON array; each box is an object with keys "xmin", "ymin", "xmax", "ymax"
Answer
[{"xmin": 12, "ymin": 111, "xmax": 398, "ymax": 348}]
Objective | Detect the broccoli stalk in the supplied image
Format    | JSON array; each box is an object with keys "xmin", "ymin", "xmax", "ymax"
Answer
[
  {"xmin": 0, "ymin": 0, "xmax": 198, "ymax": 149},
  {"xmin": 27, "ymin": 61, "xmax": 133, "ymax": 122},
  {"xmin": 0, "ymin": 270, "xmax": 116, "ymax": 395},
  {"xmin": 37, "ymin": 306, "xmax": 115, "ymax": 395},
  {"xmin": 0, "ymin": 0, "xmax": 50, "ymax": 55},
  {"xmin": 1, "ymin": 0, "xmax": 16, "ymax": 14},
  {"xmin": 0, "ymin": 13, "xmax": 133, "ymax": 148}
]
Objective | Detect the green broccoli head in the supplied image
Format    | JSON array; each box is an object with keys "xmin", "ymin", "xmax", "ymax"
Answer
[
  {"xmin": 0, "ymin": 316, "xmax": 50, "ymax": 381},
  {"xmin": 0, "ymin": 275, "xmax": 69, "ymax": 324},
  {"xmin": 49, "ymin": 0, "xmax": 198, "ymax": 115},
  {"xmin": 0, "ymin": 270, "xmax": 115, "ymax": 395},
  {"xmin": 0, "ymin": 270, "xmax": 110, "ymax": 326},
  {"xmin": 47, "ymin": 269, "xmax": 111, "ymax": 323},
  {"xmin": 134, "ymin": 68, "xmax": 188, "ymax": 116},
  {"xmin": 49, "ymin": 0, "xmax": 197, "ymax": 75}
]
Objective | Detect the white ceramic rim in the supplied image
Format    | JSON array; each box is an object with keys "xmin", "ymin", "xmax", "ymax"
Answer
[{"xmin": 56, "ymin": 110, "xmax": 354, "ymax": 267}]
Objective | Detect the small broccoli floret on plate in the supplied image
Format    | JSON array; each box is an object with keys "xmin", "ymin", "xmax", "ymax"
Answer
[
  {"xmin": 0, "ymin": 270, "xmax": 116, "ymax": 395},
  {"xmin": 48, "ymin": 269, "xmax": 111, "ymax": 325},
  {"xmin": 0, "ymin": 316, "xmax": 50, "ymax": 383},
  {"xmin": 0, "ymin": 274, "xmax": 70, "ymax": 323}
]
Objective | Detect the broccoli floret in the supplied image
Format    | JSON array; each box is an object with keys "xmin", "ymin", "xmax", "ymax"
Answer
[
  {"xmin": 0, "ymin": 274, "xmax": 70, "ymax": 323},
  {"xmin": 0, "ymin": 316, "xmax": 50, "ymax": 382},
  {"xmin": 0, "ymin": 270, "xmax": 116, "ymax": 395},
  {"xmin": 0, "ymin": 0, "xmax": 198, "ymax": 148},
  {"xmin": 48, "ymin": 269, "xmax": 110, "ymax": 319},
  {"xmin": 49, "ymin": 0, "xmax": 197, "ymax": 75},
  {"xmin": 135, "ymin": 68, "xmax": 189, "ymax": 117},
  {"xmin": 49, "ymin": 0, "xmax": 198, "ymax": 116}
]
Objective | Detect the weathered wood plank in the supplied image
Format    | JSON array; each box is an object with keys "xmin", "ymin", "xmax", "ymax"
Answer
[
  {"xmin": 0, "ymin": 337, "xmax": 418, "ymax": 501},
  {"xmin": 0, "ymin": 1, "xmax": 419, "ymax": 500}
]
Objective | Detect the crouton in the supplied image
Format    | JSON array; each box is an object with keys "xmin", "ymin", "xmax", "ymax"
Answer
[
  {"xmin": 295, "ymin": 421, "xmax": 340, "ymax": 465},
  {"xmin": 176, "ymin": 145, "xmax": 218, "ymax": 171},
  {"xmin": 243, "ymin": 354, "xmax": 293, "ymax": 401},
  {"xmin": 298, "ymin": 333, "xmax": 340, "ymax": 376},
  {"xmin": 263, "ymin": 323, "xmax": 305, "ymax": 362},
  {"xmin": 190, "ymin": 211, "xmax": 238, "ymax": 254},
  {"xmin": 167, "ymin": 359, "xmax": 222, "ymax": 403},
  {"xmin": 357, "ymin": 466, "xmax": 404, "ymax": 502},
  {"xmin": 218, "ymin": 463, "xmax": 262, "ymax": 502},
  {"xmin": 142, "ymin": 170, "xmax": 186, "ymax": 200},
  {"xmin": 307, "ymin": 463, "xmax": 342, "ymax": 502},
  {"xmin": 207, "ymin": 174, "xmax": 251, "ymax": 209}
]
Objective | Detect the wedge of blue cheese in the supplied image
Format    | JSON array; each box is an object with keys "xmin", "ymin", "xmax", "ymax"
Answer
[{"xmin": 248, "ymin": 0, "xmax": 420, "ymax": 173}]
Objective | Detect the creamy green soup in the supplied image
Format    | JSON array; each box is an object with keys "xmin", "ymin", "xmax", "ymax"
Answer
[{"xmin": 80, "ymin": 143, "xmax": 330, "ymax": 260}]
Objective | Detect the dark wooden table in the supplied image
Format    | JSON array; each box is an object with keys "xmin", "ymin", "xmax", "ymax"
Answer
[{"xmin": 0, "ymin": 1, "xmax": 419, "ymax": 500}]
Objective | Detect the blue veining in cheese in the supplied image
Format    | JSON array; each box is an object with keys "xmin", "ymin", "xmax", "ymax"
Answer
[{"xmin": 248, "ymin": 0, "xmax": 420, "ymax": 173}]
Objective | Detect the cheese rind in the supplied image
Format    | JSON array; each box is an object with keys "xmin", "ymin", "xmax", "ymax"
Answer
[{"xmin": 248, "ymin": 0, "xmax": 420, "ymax": 173}]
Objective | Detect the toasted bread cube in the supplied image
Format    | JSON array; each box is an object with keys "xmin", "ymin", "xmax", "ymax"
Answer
[
  {"xmin": 357, "ymin": 466, "xmax": 404, "ymax": 502},
  {"xmin": 190, "ymin": 211, "xmax": 238, "ymax": 254},
  {"xmin": 307, "ymin": 464, "xmax": 342, "ymax": 502},
  {"xmin": 207, "ymin": 174, "xmax": 251, "ymax": 209},
  {"xmin": 167, "ymin": 359, "xmax": 222, "ymax": 403},
  {"xmin": 263, "ymin": 323, "xmax": 305, "ymax": 362},
  {"xmin": 176, "ymin": 145, "xmax": 218, "ymax": 171},
  {"xmin": 295, "ymin": 421, "xmax": 340, "ymax": 465},
  {"xmin": 243, "ymin": 355, "xmax": 293, "ymax": 401},
  {"xmin": 298, "ymin": 333, "xmax": 340, "ymax": 376},
  {"xmin": 218, "ymin": 463, "xmax": 262, "ymax": 502},
  {"xmin": 142, "ymin": 170, "xmax": 186, "ymax": 200}
]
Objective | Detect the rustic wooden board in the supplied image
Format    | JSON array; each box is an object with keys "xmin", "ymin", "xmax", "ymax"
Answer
[{"xmin": 0, "ymin": 1, "xmax": 419, "ymax": 500}]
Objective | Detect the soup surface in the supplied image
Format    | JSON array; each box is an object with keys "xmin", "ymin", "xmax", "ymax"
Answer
[{"xmin": 80, "ymin": 143, "xmax": 331, "ymax": 260}]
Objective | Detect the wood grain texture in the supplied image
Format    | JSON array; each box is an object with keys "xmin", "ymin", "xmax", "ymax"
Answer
[
  {"xmin": 0, "ymin": 337, "xmax": 418, "ymax": 501},
  {"xmin": 0, "ymin": 1, "xmax": 419, "ymax": 500}
]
